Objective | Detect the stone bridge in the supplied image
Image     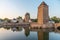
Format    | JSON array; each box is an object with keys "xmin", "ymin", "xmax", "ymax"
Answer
[
  {"xmin": 30, "ymin": 22, "xmax": 60, "ymax": 29},
  {"xmin": 30, "ymin": 22, "xmax": 55, "ymax": 29},
  {"xmin": 54, "ymin": 23, "xmax": 60, "ymax": 29},
  {"xmin": 0, "ymin": 22, "xmax": 60, "ymax": 29}
]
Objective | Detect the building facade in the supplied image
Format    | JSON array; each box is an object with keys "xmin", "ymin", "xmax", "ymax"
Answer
[
  {"xmin": 24, "ymin": 13, "xmax": 30, "ymax": 22},
  {"xmin": 37, "ymin": 2, "xmax": 49, "ymax": 25}
]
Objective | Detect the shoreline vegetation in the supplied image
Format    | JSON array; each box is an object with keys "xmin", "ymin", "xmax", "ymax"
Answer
[{"xmin": 0, "ymin": 16, "xmax": 60, "ymax": 23}]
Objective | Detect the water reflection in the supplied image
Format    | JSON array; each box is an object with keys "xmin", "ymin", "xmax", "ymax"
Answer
[
  {"xmin": 11, "ymin": 27, "xmax": 22, "ymax": 32},
  {"xmin": 3, "ymin": 26, "xmax": 23, "ymax": 32},
  {"xmin": 24, "ymin": 27, "xmax": 30, "ymax": 37},
  {"xmin": 38, "ymin": 31, "xmax": 49, "ymax": 40},
  {"xmin": 0, "ymin": 26, "xmax": 60, "ymax": 40}
]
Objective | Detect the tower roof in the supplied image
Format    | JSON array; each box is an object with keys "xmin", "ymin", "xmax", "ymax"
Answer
[
  {"xmin": 25, "ymin": 12, "xmax": 30, "ymax": 16},
  {"xmin": 41, "ymin": 1, "xmax": 47, "ymax": 5},
  {"xmin": 38, "ymin": 1, "xmax": 48, "ymax": 7}
]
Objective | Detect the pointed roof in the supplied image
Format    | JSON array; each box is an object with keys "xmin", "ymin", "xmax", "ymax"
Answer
[
  {"xmin": 41, "ymin": 1, "xmax": 47, "ymax": 5},
  {"xmin": 38, "ymin": 1, "xmax": 48, "ymax": 7},
  {"xmin": 25, "ymin": 12, "xmax": 30, "ymax": 16}
]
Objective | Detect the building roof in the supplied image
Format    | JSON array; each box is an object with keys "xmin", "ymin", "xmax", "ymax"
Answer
[
  {"xmin": 41, "ymin": 1, "xmax": 47, "ymax": 5},
  {"xmin": 38, "ymin": 1, "xmax": 48, "ymax": 8},
  {"xmin": 25, "ymin": 12, "xmax": 30, "ymax": 15}
]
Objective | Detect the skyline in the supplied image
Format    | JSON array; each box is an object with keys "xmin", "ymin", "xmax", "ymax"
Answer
[{"xmin": 0, "ymin": 0, "xmax": 60, "ymax": 19}]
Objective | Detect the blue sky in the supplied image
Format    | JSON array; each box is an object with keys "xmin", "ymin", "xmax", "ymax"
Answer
[{"xmin": 0, "ymin": 0, "xmax": 60, "ymax": 19}]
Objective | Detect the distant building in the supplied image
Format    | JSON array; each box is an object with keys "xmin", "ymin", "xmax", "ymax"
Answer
[
  {"xmin": 11, "ymin": 18, "xmax": 17, "ymax": 23},
  {"xmin": 24, "ymin": 13, "xmax": 30, "ymax": 22},
  {"xmin": 17, "ymin": 18, "xmax": 23, "ymax": 23},
  {"xmin": 16, "ymin": 16, "xmax": 23, "ymax": 23},
  {"xmin": 30, "ymin": 1, "xmax": 52, "ymax": 28},
  {"xmin": 37, "ymin": 1, "xmax": 49, "ymax": 24}
]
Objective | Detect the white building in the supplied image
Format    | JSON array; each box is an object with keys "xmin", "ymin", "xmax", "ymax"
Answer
[
  {"xmin": 49, "ymin": 20, "xmax": 55, "ymax": 23},
  {"xmin": 17, "ymin": 18, "xmax": 23, "ymax": 23},
  {"xmin": 11, "ymin": 18, "xmax": 23, "ymax": 23},
  {"xmin": 11, "ymin": 18, "xmax": 17, "ymax": 23}
]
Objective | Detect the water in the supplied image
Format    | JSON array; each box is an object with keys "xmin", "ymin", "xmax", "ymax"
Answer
[{"xmin": 0, "ymin": 27, "xmax": 60, "ymax": 40}]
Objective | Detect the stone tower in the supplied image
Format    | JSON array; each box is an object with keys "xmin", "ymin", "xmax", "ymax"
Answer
[
  {"xmin": 24, "ymin": 13, "xmax": 30, "ymax": 22},
  {"xmin": 37, "ymin": 1, "xmax": 49, "ymax": 24}
]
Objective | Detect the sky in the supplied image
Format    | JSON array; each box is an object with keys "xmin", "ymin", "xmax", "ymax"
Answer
[{"xmin": 0, "ymin": 0, "xmax": 60, "ymax": 19}]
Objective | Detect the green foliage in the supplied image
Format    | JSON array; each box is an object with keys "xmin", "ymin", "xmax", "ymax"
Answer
[
  {"xmin": 17, "ymin": 16, "xmax": 22, "ymax": 19},
  {"xmin": 4, "ymin": 18, "xmax": 9, "ymax": 20},
  {"xmin": 0, "ymin": 18, "xmax": 3, "ymax": 21},
  {"xmin": 51, "ymin": 16, "xmax": 60, "ymax": 23},
  {"xmin": 31, "ymin": 19, "xmax": 37, "ymax": 22},
  {"xmin": 3, "ymin": 18, "xmax": 11, "ymax": 23}
]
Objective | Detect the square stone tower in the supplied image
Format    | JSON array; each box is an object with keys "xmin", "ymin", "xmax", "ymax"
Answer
[
  {"xmin": 37, "ymin": 1, "xmax": 49, "ymax": 24},
  {"xmin": 24, "ymin": 13, "xmax": 30, "ymax": 22}
]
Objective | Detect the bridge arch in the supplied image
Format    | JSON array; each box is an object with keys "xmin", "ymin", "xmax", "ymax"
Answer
[{"xmin": 57, "ymin": 26, "xmax": 60, "ymax": 30}]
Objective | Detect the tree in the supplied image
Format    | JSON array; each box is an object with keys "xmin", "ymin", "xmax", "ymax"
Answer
[
  {"xmin": 31, "ymin": 19, "xmax": 37, "ymax": 22},
  {"xmin": 51, "ymin": 16, "xmax": 60, "ymax": 23},
  {"xmin": 4, "ymin": 18, "xmax": 9, "ymax": 21},
  {"xmin": 16, "ymin": 16, "xmax": 22, "ymax": 19},
  {"xmin": 4, "ymin": 18, "xmax": 11, "ymax": 23},
  {"xmin": 0, "ymin": 18, "xmax": 3, "ymax": 21}
]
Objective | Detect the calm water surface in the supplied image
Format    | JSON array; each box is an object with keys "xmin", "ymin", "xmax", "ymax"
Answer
[{"xmin": 0, "ymin": 27, "xmax": 60, "ymax": 40}]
